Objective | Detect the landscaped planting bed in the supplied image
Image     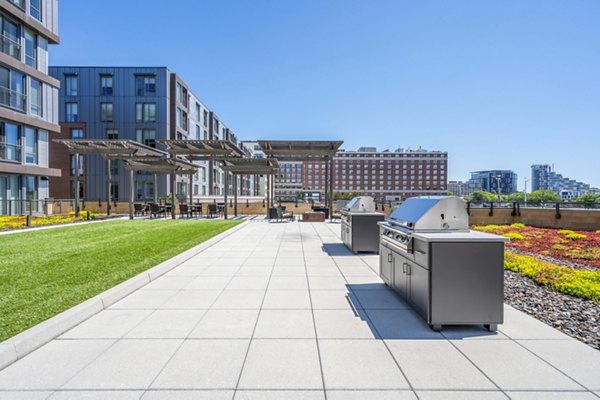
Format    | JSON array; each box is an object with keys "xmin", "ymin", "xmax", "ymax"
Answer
[
  {"xmin": 0, "ymin": 219, "xmax": 241, "ymax": 341},
  {"xmin": 0, "ymin": 211, "xmax": 105, "ymax": 231}
]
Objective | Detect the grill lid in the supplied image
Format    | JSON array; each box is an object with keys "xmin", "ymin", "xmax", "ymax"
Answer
[
  {"xmin": 342, "ymin": 196, "xmax": 376, "ymax": 213},
  {"xmin": 387, "ymin": 196, "xmax": 468, "ymax": 231}
]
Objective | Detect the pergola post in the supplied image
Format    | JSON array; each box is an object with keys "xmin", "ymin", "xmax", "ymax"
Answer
[
  {"xmin": 324, "ymin": 159, "xmax": 329, "ymax": 206},
  {"xmin": 189, "ymin": 173, "xmax": 193, "ymax": 205},
  {"xmin": 266, "ymin": 173, "xmax": 270, "ymax": 218},
  {"xmin": 153, "ymin": 173, "xmax": 158, "ymax": 203},
  {"xmin": 106, "ymin": 159, "xmax": 111, "ymax": 216},
  {"xmin": 170, "ymin": 170, "xmax": 176, "ymax": 220},
  {"xmin": 74, "ymin": 152, "xmax": 80, "ymax": 217},
  {"xmin": 329, "ymin": 157, "xmax": 334, "ymax": 220},
  {"xmin": 224, "ymin": 172, "xmax": 228, "ymax": 220},
  {"xmin": 234, "ymin": 174, "xmax": 238, "ymax": 217},
  {"xmin": 271, "ymin": 173, "xmax": 275, "ymax": 206},
  {"xmin": 128, "ymin": 168, "xmax": 134, "ymax": 220}
]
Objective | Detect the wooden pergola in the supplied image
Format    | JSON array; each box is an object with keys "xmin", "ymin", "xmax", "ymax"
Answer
[{"xmin": 257, "ymin": 140, "xmax": 343, "ymax": 217}]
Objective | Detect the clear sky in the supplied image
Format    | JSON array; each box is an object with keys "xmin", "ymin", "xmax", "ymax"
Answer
[{"xmin": 53, "ymin": 0, "xmax": 600, "ymax": 190}]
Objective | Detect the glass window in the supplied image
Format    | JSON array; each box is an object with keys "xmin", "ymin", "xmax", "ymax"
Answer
[
  {"xmin": 135, "ymin": 75, "xmax": 156, "ymax": 96},
  {"xmin": 65, "ymin": 75, "xmax": 78, "ymax": 96},
  {"xmin": 135, "ymin": 129, "xmax": 156, "ymax": 147},
  {"xmin": 65, "ymin": 102, "xmax": 78, "ymax": 122},
  {"xmin": 203, "ymin": 110, "xmax": 208, "ymax": 127},
  {"xmin": 24, "ymin": 29, "xmax": 37, "ymax": 67},
  {"xmin": 30, "ymin": 0, "xmax": 41, "ymax": 20},
  {"xmin": 106, "ymin": 128, "xmax": 118, "ymax": 140},
  {"xmin": 1, "ymin": 16, "xmax": 20, "ymax": 59},
  {"xmin": 24, "ymin": 175, "xmax": 37, "ymax": 212},
  {"xmin": 0, "ymin": 122, "xmax": 19, "ymax": 162},
  {"xmin": 70, "ymin": 128, "xmax": 83, "ymax": 139},
  {"xmin": 69, "ymin": 181, "xmax": 84, "ymax": 199},
  {"xmin": 101, "ymin": 103, "xmax": 113, "ymax": 122},
  {"xmin": 30, "ymin": 79, "xmax": 42, "ymax": 117},
  {"xmin": 110, "ymin": 159, "xmax": 119, "ymax": 175},
  {"xmin": 176, "ymin": 108, "xmax": 188, "ymax": 130},
  {"xmin": 100, "ymin": 75, "xmax": 113, "ymax": 96},
  {"xmin": 70, "ymin": 154, "xmax": 84, "ymax": 176},
  {"xmin": 24, "ymin": 127, "xmax": 36, "ymax": 164},
  {"xmin": 135, "ymin": 103, "xmax": 156, "ymax": 122},
  {"xmin": 195, "ymin": 103, "xmax": 201, "ymax": 120}
]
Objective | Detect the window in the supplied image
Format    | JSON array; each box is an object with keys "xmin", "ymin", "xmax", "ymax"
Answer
[
  {"xmin": 0, "ymin": 66, "xmax": 25, "ymax": 110},
  {"xmin": 70, "ymin": 128, "xmax": 83, "ymax": 139},
  {"xmin": 135, "ymin": 103, "xmax": 156, "ymax": 122},
  {"xmin": 101, "ymin": 103, "xmax": 113, "ymax": 122},
  {"xmin": 110, "ymin": 159, "xmax": 119, "ymax": 176},
  {"xmin": 0, "ymin": 122, "xmax": 20, "ymax": 162},
  {"xmin": 30, "ymin": 79, "xmax": 42, "ymax": 117},
  {"xmin": 106, "ymin": 128, "xmax": 118, "ymax": 139},
  {"xmin": 176, "ymin": 108, "xmax": 188, "ymax": 130},
  {"xmin": 135, "ymin": 75, "xmax": 156, "ymax": 96},
  {"xmin": 30, "ymin": 0, "xmax": 41, "ymax": 20},
  {"xmin": 135, "ymin": 129, "xmax": 156, "ymax": 147},
  {"xmin": 65, "ymin": 102, "xmax": 78, "ymax": 122},
  {"xmin": 70, "ymin": 154, "xmax": 84, "ymax": 176},
  {"xmin": 195, "ymin": 103, "xmax": 201, "ymax": 120},
  {"xmin": 65, "ymin": 75, "xmax": 78, "ymax": 96},
  {"xmin": 24, "ymin": 127, "xmax": 36, "ymax": 164},
  {"xmin": 100, "ymin": 75, "xmax": 113, "ymax": 96},
  {"xmin": 135, "ymin": 181, "xmax": 154, "ymax": 200},
  {"xmin": 176, "ymin": 83, "xmax": 188, "ymax": 106},
  {"xmin": 24, "ymin": 175, "xmax": 37, "ymax": 212},
  {"xmin": 195, "ymin": 124, "xmax": 200, "ymax": 139},
  {"xmin": 1, "ymin": 15, "xmax": 20, "ymax": 59},
  {"xmin": 24, "ymin": 29, "xmax": 37, "ymax": 67},
  {"xmin": 203, "ymin": 110, "xmax": 208, "ymax": 126},
  {"xmin": 70, "ymin": 181, "xmax": 85, "ymax": 199}
]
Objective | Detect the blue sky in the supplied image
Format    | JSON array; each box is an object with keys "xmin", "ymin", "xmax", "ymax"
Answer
[{"xmin": 53, "ymin": 0, "xmax": 600, "ymax": 190}]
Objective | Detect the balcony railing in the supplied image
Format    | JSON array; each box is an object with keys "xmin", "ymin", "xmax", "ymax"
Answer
[
  {"xmin": 7, "ymin": 0, "xmax": 25, "ymax": 10},
  {"xmin": 0, "ymin": 86, "xmax": 26, "ymax": 111},
  {"xmin": 0, "ymin": 34, "xmax": 21, "ymax": 60},
  {"xmin": 0, "ymin": 142, "xmax": 21, "ymax": 162}
]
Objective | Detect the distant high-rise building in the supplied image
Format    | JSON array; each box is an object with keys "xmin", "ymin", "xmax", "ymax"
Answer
[
  {"xmin": 448, "ymin": 180, "xmax": 469, "ymax": 197},
  {"xmin": 531, "ymin": 164, "xmax": 598, "ymax": 200},
  {"xmin": 468, "ymin": 170, "xmax": 517, "ymax": 195}
]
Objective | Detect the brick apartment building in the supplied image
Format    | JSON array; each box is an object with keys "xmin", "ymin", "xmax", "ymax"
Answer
[{"xmin": 302, "ymin": 147, "xmax": 448, "ymax": 201}]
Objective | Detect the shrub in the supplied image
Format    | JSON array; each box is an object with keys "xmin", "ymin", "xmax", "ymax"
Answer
[
  {"xmin": 503, "ymin": 232, "xmax": 524, "ymax": 240},
  {"xmin": 557, "ymin": 229, "xmax": 575, "ymax": 235},
  {"xmin": 596, "ymin": 230, "xmax": 600, "ymax": 234},
  {"xmin": 565, "ymin": 233, "xmax": 587, "ymax": 240},
  {"xmin": 510, "ymin": 223, "xmax": 526, "ymax": 228}
]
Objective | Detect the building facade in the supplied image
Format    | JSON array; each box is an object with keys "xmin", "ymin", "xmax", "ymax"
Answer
[
  {"xmin": 531, "ymin": 164, "xmax": 598, "ymax": 201},
  {"xmin": 303, "ymin": 147, "xmax": 448, "ymax": 201},
  {"xmin": 48, "ymin": 66, "xmax": 250, "ymax": 202},
  {"xmin": 0, "ymin": 0, "xmax": 60, "ymax": 215},
  {"xmin": 468, "ymin": 170, "xmax": 517, "ymax": 195},
  {"xmin": 448, "ymin": 180, "xmax": 469, "ymax": 197},
  {"xmin": 241, "ymin": 141, "xmax": 266, "ymax": 197}
]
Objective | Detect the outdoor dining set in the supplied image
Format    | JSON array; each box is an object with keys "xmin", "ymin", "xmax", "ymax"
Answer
[{"xmin": 133, "ymin": 202, "xmax": 225, "ymax": 219}]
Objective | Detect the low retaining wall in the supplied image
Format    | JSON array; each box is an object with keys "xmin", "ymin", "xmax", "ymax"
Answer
[{"xmin": 469, "ymin": 208, "xmax": 600, "ymax": 231}]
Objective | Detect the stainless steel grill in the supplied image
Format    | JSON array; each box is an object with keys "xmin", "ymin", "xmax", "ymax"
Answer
[
  {"xmin": 379, "ymin": 196, "xmax": 508, "ymax": 332},
  {"xmin": 340, "ymin": 196, "xmax": 384, "ymax": 253}
]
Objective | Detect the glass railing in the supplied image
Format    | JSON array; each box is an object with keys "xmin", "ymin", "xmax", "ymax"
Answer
[
  {"xmin": 7, "ymin": 0, "xmax": 25, "ymax": 10},
  {"xmin": 0, "ymin": 86, "xmax": 26, "ymax": 111},
  {"xmin": 0, "ymin": 34, "xmax": 21, "ymax": 60},
  {"xmin": 0, "ymin": 142, "xmax": 21, "ymax": 162}
]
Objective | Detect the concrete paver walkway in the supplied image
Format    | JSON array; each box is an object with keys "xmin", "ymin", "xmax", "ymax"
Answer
[{"xmin": 0, "ymin": 221, "xmax": 599, "ymax": 399}]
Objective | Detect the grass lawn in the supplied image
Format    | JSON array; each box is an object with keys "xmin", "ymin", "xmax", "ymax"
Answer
[{"xmin": 0, "ymin": 219, "xmax": 242, "ymax": 341}]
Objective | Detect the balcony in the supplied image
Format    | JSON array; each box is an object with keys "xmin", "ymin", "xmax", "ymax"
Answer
[
  {"xmin": 7, "ymin": 0, "xmax": 25, "ymax": 10},
  {"xmin": 0, "ymin": 142, "xmax": 21, "ymax": 162},
  {"xmin": 0, "ymin": 34, "xmax": 21, "ymax": 60},
  {"xmin": 0, "ymin": 86, "xmax": 26, "ymax": 111}
]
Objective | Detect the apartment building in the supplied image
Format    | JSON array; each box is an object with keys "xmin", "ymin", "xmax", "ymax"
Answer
[
  {"xmin": 303, "ymin": 147, "xmax": 448, "ymax": 201},
  {"xmin": 0, "ymin": 0, "xmax": 60, "ymax": 215},
  {"xmin": 448, "ymin": 180, "xmax": 469, "ymax": 197},
  {"xmin": 48, "ymin": 66, "xmax": 250, "ymax": 201},
  {"xmin": 468, "ymin": 170, "xmax": 517, "ymax": 195},
  {"xmin": 241, "ymin": 141, "xmax": 266, "ymax": 197},
  {"xmin": 531, "ymin": 164, "xmax": 598, "ymax": 201}
]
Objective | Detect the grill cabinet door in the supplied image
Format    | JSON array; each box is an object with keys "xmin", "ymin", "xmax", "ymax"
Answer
[
  {"xmin": 392, "ymin": 252, "xmax": 409, "ymax": 300},
  {"xmin": 379, "ymin": 244, "xmax": 393, "ymax": 285},
  {"xmin": 408, "ymin": 261, "xmax": 429, "ymax": 321}
]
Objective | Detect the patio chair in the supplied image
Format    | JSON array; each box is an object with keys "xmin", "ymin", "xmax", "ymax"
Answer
[
  {"xmin": 208, "ymin": 203, "xmax": 221, "ymax": 218},
  {"xmin": 276, "ymin": 206, "xmax": 294, "ymax": 222},
  {"xmin": 149, "ymin": 202, "xmax": 165, "ymax": 218},
  {"xmin": 133, "ymin": 203, "xmax": 145, "ymax": 216},
  {"xmin": 192, "ymin": 203, "xmax": 202, "ymax": 217},
  {"xmin": 179, "ymin": 204, "xmax": 192, "ymax": 218}
]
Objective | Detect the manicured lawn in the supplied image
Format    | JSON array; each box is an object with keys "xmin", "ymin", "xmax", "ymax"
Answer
[{"xmin": 0, "ymin": 219, "xmax": 242, "ymax": 341}]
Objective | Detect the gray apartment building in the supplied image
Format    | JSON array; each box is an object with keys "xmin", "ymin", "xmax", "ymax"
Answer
[
  {"xmin": 0, "ymin": 0, "xmax": 60, "ymax": 216},
  {"xmin": 48, "ymin": 66, "xmax": 251, "ymax": 202},
  {"xmin": 468, "ymin": 170, "xmax": 517, "ymax": 195},
  {"xmin": 531, "ymin": 164, "xmax": 598, "ymax": 200}
]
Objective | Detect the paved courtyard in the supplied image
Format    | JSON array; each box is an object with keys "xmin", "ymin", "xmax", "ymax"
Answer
[{"xmin": 0, "ymin": 220, "xmax": 599, "ymax": 399}]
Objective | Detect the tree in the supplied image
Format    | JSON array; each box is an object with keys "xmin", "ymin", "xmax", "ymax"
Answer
[
  {"xmin": 571, "ymin": 193, "xmax": 600, "ymax": 205},
  {"xmin": 467, "ymin": 190, "xmax": 497, "ymax": 203},
  {"xmin": 296, "ymin": 191, "xmax": 303, "ymax": 200},
  {"xmin": 527, "ymin": 190, "xmax": 562, "ymax": 204},
  {"xmin": 507, "ymin": 192, "xmax": 526, "ymax": 203}
]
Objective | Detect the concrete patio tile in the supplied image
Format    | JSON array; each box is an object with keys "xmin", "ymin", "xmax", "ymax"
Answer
[
  {"xmin": 237, "ymin": 339, "xmax": 323, "ymax": 390},
  {"xmin": 124, "ymin": 310, "xmax": 206, "ymax": 338},
  {"xmin": 262, "ymin": 290, "xmax": 311, "ymax": 309},
  {"xmin": 308, "ymin": 276, "xmax": 348, "ymax": 290},
  {"xmin": 189, "ymin": 309, "xmax": 260, "ymax": 338},
  {"xmin": 499, "ymin": 309, "xmax": 572, "ymax": 340},
  {"xmin": 416, "ymin": 391, "xmax": 507, "ymax": 400},
  {"xmin": 236, "ymin": 267, "xmax": 273, "ymax": 276},
  {"xmin": 151, "ymin": 340, "xmax": 249, "ymax": 389},
  {"xmin": 270, "ymin": 267, "xmax": 307, "ymax": 276},
  {"xmin": 0, "ymin": 392, "xmax": 53, "ymax": 400},
  {"xmin": 142, "ymin": 391, "xmax": 233, "ymax": 400},
  {"xmin": 506, "ymin": 392, "xmax": 597, "ymax": 399},
  {"xmin": 59, "ymin": 309, "xmax": 153, "ymax": 339},
  {"xmin": 160, "ymin": 290, "xmax": 221, "ymax": 309},
  {"xmin": 385, "ymin": 340, "xmax": 496, "ymax": 390},
  {"xmin": 326, "ymin": 390, "xmax": 417, "ymax": 400},
  {"xmin": 242, "ymin": 258, "xmax": 275, "ymax": 267},
  {"xmin": 319, "ymin": 339, "xmax": 409, "ymax": 389},
  {"xmin": 344, "ymin": 276, "xmax": 386, "ymax": 286},
  {"xmin": 48, "ymin": 391, "xmax": 144, "ymax": 399},
  {"xmin": 313, "ymin": 309, "xmax": 378, "ymax": 339},
  {"xmin": 209, "ymin": 259, "xmax": 247, "ymax": 267},
  {"xmin": 254, "ymin": 309, "xmax": 315, "ymax": 338},
  {"xmin": 234, "ymin": 390, "xmax": 325, "ymax": 400},
  {"xmin": 0, "ymin": 340, "xmax": 114, "ymax": 389},
  {"xmin": 365, "ymin": 310, "xmax": 444, "ymax": 340},
  {"xmin": 306, "ymin": 267, "xmax": 342, "ymax": 276},
  {"xmin": 310, "ymin": 290, "xmax": 361, "ymax": 310},
  {"xmin": 63, "ymin": 339, "xmax": 181, "ymax": 389},
  {"xmin": 268, "ymin": 276, "xmax": 309, "ymax": 290},
  {"xmin": 184, "ymin": 276, "xmax": 231, "ymax": 290},
  {"xmin": 352, "ymin": 290, "xmax": 409, "ymax": 309},
  {"xmin": 273, "ymin": 260, "xmax": 305, "ymax": 267},
  {"xmin": 109, "ymin": 290, "xmax": 177, "ymax": 309},
  {"xmin": 338, "ymin": 266, "xmax": 378, "ymax": 276},
  {"xmin": 441, "ymin": 326, "xmax": 509, "ymax": 340},
  {"xmin": 211, "ymin": 290, "xmax": 265, "ymax": 309},
  {"xmin": 199, "ymin": 266, "xmax": 240, "ymax": 276},
  {"xmin": 142, "ymin": 276, "xmax": 196, "ymax": 290},
  {"xmin": 226, "ymin": 276, "xmax": 270, "ymax": 290},
  {"xmin": 453, "ymin": 340, "xmax": 584, "ymax": 391},
  {"xmin": 165, "ymin": 267, "xmax": 209, "ymax": 277},
  {"xmin": 518, "ymin": 339, "xmax": 600, "ymax": 390}
]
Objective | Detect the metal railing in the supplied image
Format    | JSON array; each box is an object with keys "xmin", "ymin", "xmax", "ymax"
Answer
[
  {"xmin": 0, "ymin": 142, "xmax": 21, "ymax": 162},
  {"xmin": 0, "ymin": 86, "xmax": 26, "ymax": 111},
  {"xmin": 0, "ymin": 34, "xmax": 21, "ymax": 60},
  {"xmin": 466, "ymin": 201, "xmax": 600, "ymax": 219}
]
